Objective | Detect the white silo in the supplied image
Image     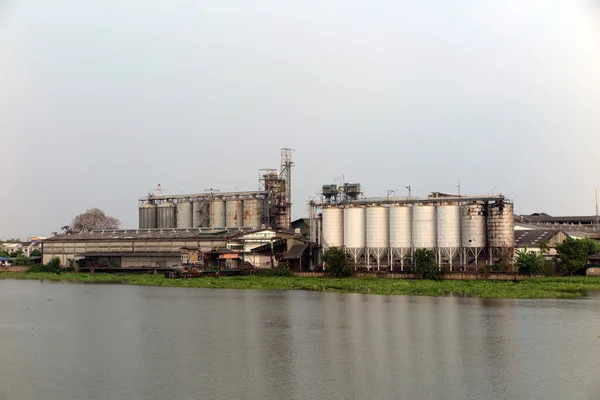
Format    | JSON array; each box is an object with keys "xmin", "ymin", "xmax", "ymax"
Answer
[
  {"xmin": 343, "ymin": 206, "xmax": 366, "ymax": 265},
  {"xmin": 389, "ymin": 205, "xmax": 412, "ymax": 270},
  {"xmin": 176, "ymin": 200, "xmax": 193, "ymax": 228},
  {"xmin": 366, "ymin": 206, "xmax": 389, "ymax": 270},
  {"xmin": 322, "ymin": 207, "xmax": 344, "ymax": 248},
  {"xmin": 412, "ymin": 204, "xmax": 437, "ymax": 249},
  {"xmin": 436, "ymin": 203, "xmax": 461, "ymax": 269},
  {"xmin": 461, "ymin": 203, "xmax": 486, "ymax": 265}
]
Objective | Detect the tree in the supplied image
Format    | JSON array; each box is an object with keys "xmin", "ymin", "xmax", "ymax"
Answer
[
  {"xmin": 68, "ymin": 208, "xmax": 120, "ymax": 233},
  {"xmin": 413, "ymin": 249, "xmax": 443, "ymax": 280},
  {"xmin": 322, "ymin": 247, "xmax": 352, "ymax": 278},
  {"xmin": 556, "ymin": 238, "xmax": 590, "ymax": 276},
  {"xmin": 514, "ymin": 248, "xmax": 546, "ymax": 275},
  {"xmin": 581, "ymin": 238, "xmax": 600, "ymax": 256},
  {"xmin": 30, "ymin": 249, "xmax": 42, "ymax": 257}
]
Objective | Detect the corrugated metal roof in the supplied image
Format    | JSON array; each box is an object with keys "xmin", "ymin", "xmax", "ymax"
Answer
[
  {"xmin": 514, "ymin": 230, "xmax": 560, "ymax": 248},
  {"xmin": 44, "ymin": 228, "xmax": 252, "ymax": 242},
  {"xmin": 282, "ymin": 244, "xmax": 308, "ymax": 260}
]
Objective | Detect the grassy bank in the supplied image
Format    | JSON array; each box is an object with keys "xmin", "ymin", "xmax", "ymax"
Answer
[{"xmin": 2, "ymin": 272, "xmax": 600, "ymax": 298}]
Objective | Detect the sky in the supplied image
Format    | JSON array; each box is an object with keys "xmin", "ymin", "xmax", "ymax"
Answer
[{"xmin": 1, "ymin": 0, "xmax": 599, "ymax": 239}]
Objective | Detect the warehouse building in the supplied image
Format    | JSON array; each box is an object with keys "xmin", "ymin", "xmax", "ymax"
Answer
[{"xmin": 42, "ymin": 227, "xmax": 314, "ymax": 269}]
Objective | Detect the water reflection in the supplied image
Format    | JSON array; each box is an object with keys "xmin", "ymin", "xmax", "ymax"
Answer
[{"xmin": 2, "ymin": 281, "xmax": 600, "ymax": 400}]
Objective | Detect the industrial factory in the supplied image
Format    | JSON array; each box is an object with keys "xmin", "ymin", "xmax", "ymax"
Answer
[
  {"xmin": 41, "ymin": 148, "xmax": 526, "ymax": 271},
  {"xmin": 138, "ymin": 149, "xmax": 294, "ymax": 231},
  {"xmin": 309, "ymin": 186, "xmax": 515, "ymax": 271}
]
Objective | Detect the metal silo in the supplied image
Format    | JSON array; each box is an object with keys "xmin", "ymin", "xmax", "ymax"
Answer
[
  {"xmin": 210, "ymin": 199, "xmax": 226, "ymax": 227},
  {"xmin": 176, "ymin": 200, "xmax": 193, "ymax": 228},
  {"xmin": 488, "ymin": 201, "xmax": 515, "ymax": 248},
  {"xmin": 193, "ymin": 201, "xmax": 210, "ymax": 227},
  {"xmin": 139, "ymin": 202, "xmax": 157, "ymax": 229},
  {"xmin": 436, "ymin": 204, "xmax": 461, "ymax": 269},
  {"xmin": 412, "ymin": 204, "xmax": 437, "ymax": 249},
  {"xmin": 389, "ymin": 205, "xmax": 412, "ymax": 270},
  {"xmin": 366, "ymin": 206, "xmax": 389, "ymax": 270},
  {"xmin": 226, "ymin": 198, "xmax": 243, "ymax": 227},
  {"xmin": 343, "ymin": 206, "xmax": 366, "ymax": 264},
  {"xmin": 461, "ymin": 203, "xmax": 486, "ymax": 266},
  {"xmin": 242, "ymin": 197, "xmax": 262, "ymax": 228},
  {"xmin": 157, "ymin": 201, "xmax": 176, "ymax": 229},
  {"xmin": 322, "ymin": 207, "xmax": 344, "ymax": 248}
]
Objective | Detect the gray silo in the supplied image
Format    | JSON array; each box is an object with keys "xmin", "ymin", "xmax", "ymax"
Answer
[
  {"xmin": 412, "ymin": 204, "xmax": 437, "ymax": 249},
  {"xmin": 461, "ymin": 203, "xmax": 486, "ymax": 265},
  {"xmin": 193, "ymin": 201, "xmax": 210, "ymax": 227},
  {"xmin": 488, "ymin": 201, "xmax": 515, "ymax": 248},
  {"xmin": 157, "ymin": 201, "xmax": 177, "ymax": 229},
  {"xmin": 210, "ymin": 199, "xmax": 226, "ymax": 227},
  {"xmin": 176, "ymin": 200, "xmax": 193, "ymax": 228},
  {"xmin": 225, "ymin": 198, "xmax": 243, "ymax": 227},
  {"xmin": 242, "ymin": 197, "xmax": 262, "ymax": 228},
  {"xmin": 139, "ymin": 202, "xmax": 158, "ymax": 229}
]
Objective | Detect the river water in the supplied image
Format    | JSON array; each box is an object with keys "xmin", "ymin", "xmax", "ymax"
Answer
[{"xmin": 1, "ymin": 280, "xmax": 600, "ymax": 400}]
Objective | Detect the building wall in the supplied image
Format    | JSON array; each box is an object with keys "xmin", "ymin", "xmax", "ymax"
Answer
[
  {"xmin": 244, "ymin": 254, "xmax": 273, "ymax": 268},
  {"xmin": 121, "ymin": 256, "xmax": 181, "ymax": 268}
]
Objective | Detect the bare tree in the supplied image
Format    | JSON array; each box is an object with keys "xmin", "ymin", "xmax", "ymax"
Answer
[{"xmin": 69, "ymin": 208, "xmax": 120, "ymax": 233}]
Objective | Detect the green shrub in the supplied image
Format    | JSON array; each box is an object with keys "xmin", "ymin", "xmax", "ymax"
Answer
[
  {"xmin": 413, "ymin": 249, "xmax": 444, "ymax": 280},
  {"xmin": 27, "ymin": 257, "xmax": 61, "ymax": 273},
  {"xmin": 12, "ymin": 255, "xmax": 31, "ymax": 266},
  {"xmin": 322, "ymin": 247, "xmax": 352, "ymax": 278}
]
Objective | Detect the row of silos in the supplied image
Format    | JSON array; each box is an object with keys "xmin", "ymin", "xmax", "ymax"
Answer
[
  {"xmin": 321, "ymin": 201, "xmax": 513, "ymax": 259},
  {"xmin": 138, "ymin": 197, "xmax": 263, "ymax": 229}
]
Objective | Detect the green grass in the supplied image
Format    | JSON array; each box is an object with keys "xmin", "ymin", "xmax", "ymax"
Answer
[{"xmin": 2, "ymin": 272, "xmax": 600, "ymax": 298}]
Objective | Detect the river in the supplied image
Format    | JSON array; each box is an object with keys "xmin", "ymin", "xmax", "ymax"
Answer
[{"xmin": 1, "ymin": 280, "xmax": 599, "ymax": 399}]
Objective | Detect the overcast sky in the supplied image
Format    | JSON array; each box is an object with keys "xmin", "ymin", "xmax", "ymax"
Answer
[{"xmin": 1, "ymin": 0, "xmax": 599, "ymax": 239}]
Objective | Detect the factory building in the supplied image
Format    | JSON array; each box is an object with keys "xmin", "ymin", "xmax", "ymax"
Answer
[
  {"xmin": 138, "ymin": 149, "xmax": 293, "ymax": 231},
  {"xmin": 310, "ymin": 185, "xmax": 515, "ymax": 271}
]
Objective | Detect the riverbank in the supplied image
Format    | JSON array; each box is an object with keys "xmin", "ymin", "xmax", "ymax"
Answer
[{"xmin": 2, "ymin": 272, "xmax": 600, "ymax": 298}]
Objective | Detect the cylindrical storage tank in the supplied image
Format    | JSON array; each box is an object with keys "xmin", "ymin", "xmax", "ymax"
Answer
[
  {"xmin": 157, "ymin": 201, "xmax": 176, "ymax": 229},
  {"xmin": 193, "ymin": 201, "xmax": 210, "ymax": 227},
  {"xmin": 322, "ymin": 207, "xmax": 343, "ymax": 248},
  {"xmin": 225, "ymin": 199, "xmax": 243, "ymax": 227},
  {"xmin": 210, "ymin": 199, "xmax": 226, "ymax": 227},
  {"xmin": 242, "ymin": 197, "xmax": 262, "ymax": 228},
  {"xmin": 436, "ymin": 204, "xmax": 461, "ymax": 248},
  {"xmin": 412, "ymin": 204, "xmax": 437, "ymax": 249},
  {"xmin": 366, "ymin": 206, "xmax": 389, "ymax": 249},
  {"xmin": 343, "ymin": 207, "xmax": 366, "ymax": 249},
  {"xmin": 461, "ymin": 203, "xmax": 486, "ymax": 248},
  {"xmin": 389, "ymin": 205, "xmax": 412, "ymax": 249},
  {"xmin": 488, "ymin": 202, "xmax": 515, "ymax": 248},
  {"xmin": 176, "ymin": 200, "xmax": 193, "ymax": 228},
  {"xmin": 139, "ymin": 202, "xmax": 157, "ymax": 229}
]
